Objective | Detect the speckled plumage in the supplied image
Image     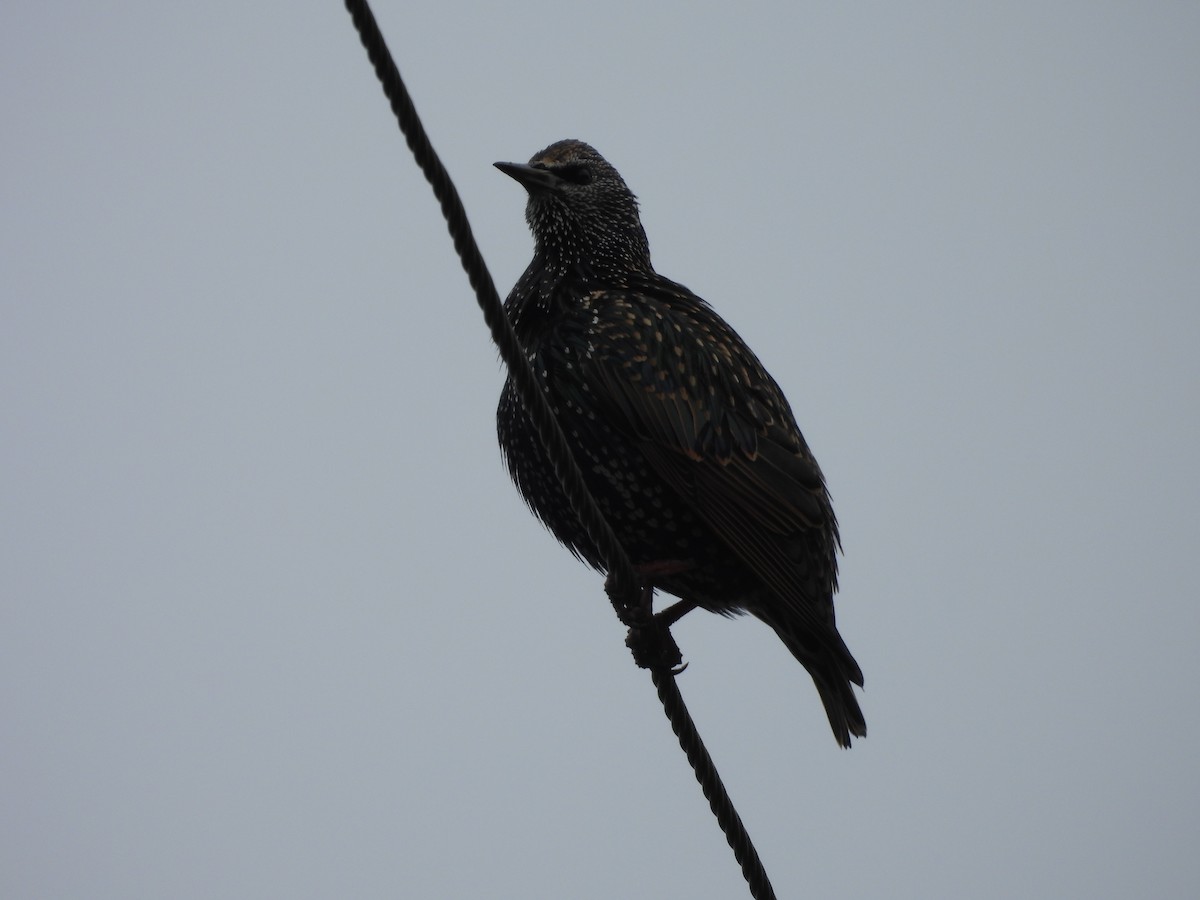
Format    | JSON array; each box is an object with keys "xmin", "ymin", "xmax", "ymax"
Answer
[{"xmin": 495, "ymin": 140, "xmax": 865, "ymax": 746}]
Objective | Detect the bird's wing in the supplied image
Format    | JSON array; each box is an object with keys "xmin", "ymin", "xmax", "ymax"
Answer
[{"xmin": 575, "ymin": 286, "xmax": 839, "ymax": 629}]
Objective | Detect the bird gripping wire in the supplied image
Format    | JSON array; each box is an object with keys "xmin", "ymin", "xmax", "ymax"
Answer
[{"xmin": 341, "ymin": 3, "xmax": 778, "ymax": 897}]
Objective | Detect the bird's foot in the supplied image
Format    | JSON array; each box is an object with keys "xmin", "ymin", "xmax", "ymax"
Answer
[
  {"xmin": 605, "ymin": 560, "xmax": 696, "ymax": 674},
  {"xmin": 625, "ymin": 615, "xmax": 686, "ymax": 674}
]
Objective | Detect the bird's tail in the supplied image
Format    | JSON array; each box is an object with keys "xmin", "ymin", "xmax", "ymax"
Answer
[{"xmin": 762, "ymin": 613, "xmax": 866, "ymax": 748}]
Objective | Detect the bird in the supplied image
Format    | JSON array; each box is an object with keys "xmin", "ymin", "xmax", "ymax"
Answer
[{"xmin": 494, "ymin": 139, "xmax": 865, "ymax": 747}]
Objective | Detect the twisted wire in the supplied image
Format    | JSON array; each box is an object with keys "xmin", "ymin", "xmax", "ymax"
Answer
[
  {"xmin": 342, "ymin": 0, "xmax": 638, "ymax": 607},
  {"xmin": 342, "ymin": 3, "xmax": 777, "ymax": 897},
  {"xmin": 654, "ymin": 671, "xmax": 777, "ymax": 899}
]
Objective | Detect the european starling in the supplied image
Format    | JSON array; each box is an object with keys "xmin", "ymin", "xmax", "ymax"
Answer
[{"xmin": 495, "ymin": 139, "xmax": 865, "ymax": 747}]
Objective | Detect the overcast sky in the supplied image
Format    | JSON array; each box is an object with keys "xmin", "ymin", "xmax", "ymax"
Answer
[{"xmin": 3, "ymin": 3, "xmax": 1198, "ymax": 898}]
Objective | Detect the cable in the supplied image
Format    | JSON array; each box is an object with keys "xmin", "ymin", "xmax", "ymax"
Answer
[
  {"xmin": 342, "ymin": 3, "xmax": 777, "ymax": 897},
  {"xmin": 341, "ymin": 0, "xmax": 639, "ymax": 611}
]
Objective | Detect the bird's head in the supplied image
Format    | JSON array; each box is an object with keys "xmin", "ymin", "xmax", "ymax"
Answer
[{"xmin": 495, "ymin": 139, "xmax": 653, "ymax": 277}]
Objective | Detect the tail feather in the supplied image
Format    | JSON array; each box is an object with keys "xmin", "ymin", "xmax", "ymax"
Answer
[{"xmin": 763, "ymin": 614, "xmax": 866, "ymax": 748}]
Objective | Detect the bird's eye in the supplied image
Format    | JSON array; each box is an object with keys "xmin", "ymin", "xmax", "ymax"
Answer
[{"xmin": 556, "ymin": 164, "xmax": 593, "ymax": 185}]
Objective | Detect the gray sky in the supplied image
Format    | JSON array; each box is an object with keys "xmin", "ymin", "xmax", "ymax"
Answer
[{"xmin": 3, "ymin": 3, "xmax": 1198, "ymax": 898}]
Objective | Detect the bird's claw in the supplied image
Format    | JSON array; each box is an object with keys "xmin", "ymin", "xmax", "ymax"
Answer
[
  {"xmin": 624, "ymin": 614, "xmax": 685, "ymax": 672},
  {"xmin": 606, "ymin": 567, "xmax": 692, "ymax": 672}
]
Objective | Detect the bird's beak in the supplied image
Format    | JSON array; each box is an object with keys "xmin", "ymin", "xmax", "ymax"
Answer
[{"xmin": 494, "ymin": 161, "xmax": 561, "ymax": 193}]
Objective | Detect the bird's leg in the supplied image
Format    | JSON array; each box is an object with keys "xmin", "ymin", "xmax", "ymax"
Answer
[
  {"xmin": 604, "ymin": 570, "xmax": 643, "ymax": 625},
  {"xmin": 632, "ymin": 559, "xmax": 698, "ymax": 622},
  {"xmin": 606, "ymin": 560, "xmax": 695, "ymax": 674},
  {"xmin": 655, "ymin": 597, "xmax": 699, "ymax": 627},
  {"xmin": 604, "ymin": 559, "xmax": 693, "ymax": 620}
]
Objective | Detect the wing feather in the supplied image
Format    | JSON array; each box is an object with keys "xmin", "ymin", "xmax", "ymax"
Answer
[{"xmin": 578, "ymin": 285, "xmax": 840, "ymax": 632}]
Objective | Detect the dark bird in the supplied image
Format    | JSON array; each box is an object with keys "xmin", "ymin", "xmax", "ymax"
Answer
[{"xmin": 495, "ymin": 139, "xmax": 865, "ymax": 747}]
